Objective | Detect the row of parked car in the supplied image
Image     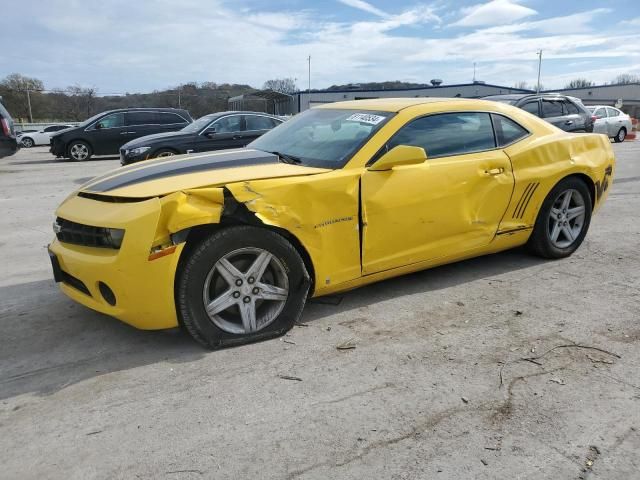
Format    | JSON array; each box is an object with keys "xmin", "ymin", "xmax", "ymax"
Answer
[{"xmin": 0, "ymin": 93, "xmax": 633, "ymax": 161}]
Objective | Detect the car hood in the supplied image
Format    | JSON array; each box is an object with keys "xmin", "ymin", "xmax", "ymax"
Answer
[
  {"xmin": 79, "ymin": 148, "xmax": 330, "ymax": 198},
  {"xmin": 122, "ymin": 130, "xmax": 192, "ymax": 149}
]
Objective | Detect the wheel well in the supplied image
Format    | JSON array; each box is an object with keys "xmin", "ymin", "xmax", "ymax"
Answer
[
  {"xmin": 153, "ymin": 147, "xmax": 179, "ymax": 155},
  {"xmin": 564, "ymin": 173, "xmax": 596, "ymax": 209},
  {"xmin": 178, "ymin": 222, "xmax": 317, "ymax": 295}
]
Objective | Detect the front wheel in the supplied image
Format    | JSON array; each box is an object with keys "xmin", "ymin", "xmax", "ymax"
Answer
[
  {"xmin": 614, "ymin": 128, "xmax": 626, "ymax": 143},
  {"xmin": 151, "ymin": 148, "xmax": 178, "ymax": 159},
  {"xmin": 177, "ymin": 226, "xmax": 310, "ymax": 349},
  {"xmin": 527, "ymin": 177, "xmax": 592, "ymax": 259},
  {"xmin": 68, "ymin": 141, "xmax": 92, "ymax": 161},
  {"xmin": 21, "ymin": 137, "xmax": 34, "ymax": 148}
]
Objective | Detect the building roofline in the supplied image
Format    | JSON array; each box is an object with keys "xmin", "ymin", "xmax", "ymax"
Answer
[
  {"xmin": 541, "ymin": 82, "xmax": 640, "ymax": 92},
  {"xmin": 296, "ymin": 82, "xmax": 535, "ymax": 95}
]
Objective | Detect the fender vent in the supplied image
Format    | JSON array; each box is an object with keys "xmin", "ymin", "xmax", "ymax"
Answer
[{"xmin": 513, "ymin": 182, "xmax": 539, "ymax": 219}]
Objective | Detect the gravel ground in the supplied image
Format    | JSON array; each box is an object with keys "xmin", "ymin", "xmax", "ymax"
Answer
[{"xmin": 1, "ymin": 142, "xmax": 639, "ymax": 480}]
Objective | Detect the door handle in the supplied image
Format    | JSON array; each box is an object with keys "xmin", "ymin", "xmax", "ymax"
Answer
[
  {"xmin": 232, "ymin": 135, "xmax": 242, "ymax": 140},
  {"xmin": 120, "ymin": 131, "xmax": 128, "ymax": 135},
  {"xmin": 564, "ymin": 120, "xmax": 573, "ymax": 125},
  {"xmin": 484, "ymin": 167, "xmax": 504, "ymax": 176}
]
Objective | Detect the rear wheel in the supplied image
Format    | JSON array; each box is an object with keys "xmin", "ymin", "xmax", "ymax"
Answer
[
  {"xmin": 21, "ymin": 137, "xmax": 34, "ymax": 148},
  {"xmin": 527, "ymin": 177, "xmax": 592, "ymax": 259},
  {"xmin": 177, "ymin": 226, "xmax": 310, "ymax": 349},
  {"xmin": 614, "ymin": 127, "xmax": 626, "ymax": 143},
  {"xmin": 68, "ymin": 140, "xmax": 92, "ymax": 161}
]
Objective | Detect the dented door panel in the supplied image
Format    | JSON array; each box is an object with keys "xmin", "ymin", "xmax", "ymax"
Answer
[{"xmin": 361, "ymin": 149, "xmax": 514, "ymax": 275}]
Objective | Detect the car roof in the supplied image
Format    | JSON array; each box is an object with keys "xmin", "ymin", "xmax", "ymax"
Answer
[
  {"xmin": 99, "ymin": 107, "xmax": 190, "ymax": 115},
  {"xmin": 316, "ymin": 97, "xmax": 472, "ymax": 112}
]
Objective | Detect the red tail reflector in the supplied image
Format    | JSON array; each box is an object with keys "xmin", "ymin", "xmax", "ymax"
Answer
[{"xmin": 0, "ymin": 118, "xmax": 9, "ymax": 136}]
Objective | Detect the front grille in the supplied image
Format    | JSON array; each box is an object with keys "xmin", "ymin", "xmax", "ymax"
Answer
[
  {"xmin": 55, "ymin": 217, "xmax": 123, "ymax": 249},
  {"xmin": 61, "ymin": 270, "xmax": 91, "ymax": 296}
]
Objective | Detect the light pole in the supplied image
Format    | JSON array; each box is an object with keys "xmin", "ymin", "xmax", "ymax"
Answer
[
  {"xmin": 536, "ymin": 50, "xmax": 542, "ymax": 93},
  {"xmin": 307, "ymin": 55, "xmax": 311, "ymax": 93}
]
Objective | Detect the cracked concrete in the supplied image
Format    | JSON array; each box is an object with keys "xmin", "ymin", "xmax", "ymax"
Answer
[{"xmin": 1, "ymin": 142, "xmax": 640, "ymax": 479}]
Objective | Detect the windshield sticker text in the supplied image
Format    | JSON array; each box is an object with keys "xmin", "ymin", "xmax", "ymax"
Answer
[{"xmin": 346, "ymin": 113, "xmax": 385, "ymax": 125}]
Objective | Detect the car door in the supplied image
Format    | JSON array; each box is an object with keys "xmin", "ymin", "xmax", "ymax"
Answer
[
  {"xmin": 125, "ymin": 111, "xmax": 165, "ymax": 143},
  {"xmin": 591, "ymin": 107, "xmax": 608, "ymax": 135},
  {"xmin": 360, "ymin": 112, "xmax": 515, "ymax": 275},
  {"xmin": 561, "ymin": 99, "xmax": 586, "ymax": 131},
  {"xmin": 192, "ymin": 115, "xmax": 245, "ymax": 152},
  {"xmin": 541, "ymin": 98, "xmax": 573, "ymax": 131},
  {"xmin": 88, "ymin": 112, "xmax": 126, "ymax": 154},
  {"xmin": 606, "ymin": 107, "xmax": 623, "ymax": 137},
  {"xmin": 242, "ymin": 115, "xmax": 282, "ymax": 145}
]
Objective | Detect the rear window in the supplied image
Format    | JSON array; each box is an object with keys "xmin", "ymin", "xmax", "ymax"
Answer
[
  {"xmin": 127, "ymin": 111, "xmax": 160, "ymax": 126},
  {"xmin": 492, "ymin": 114, "xmax": 529, "ymax": 146},
  {"xmin": 158, "ymin": 112, "xmax": 187, "ymax": 124}
]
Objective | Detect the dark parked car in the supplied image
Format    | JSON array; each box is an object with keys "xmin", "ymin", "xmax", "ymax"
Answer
[
  {"xmin": 50, "ymin": 108, "xmax": 192, "ymax": 161},
  {"xmin": 119, "ymin": 111, "xmax": 284, "ymax": 165},
  {"xmin": 483, "ymin": 94, "xmax": 594, "ymax": 133},
  {"xmin": 0, "ymin": 99, "xmax": 19, "ymax": 158}
]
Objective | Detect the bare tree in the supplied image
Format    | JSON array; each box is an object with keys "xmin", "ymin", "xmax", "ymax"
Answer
[
  {"xmin": 565, "ymin": 78, "xmax": 593, "ymax": 89},
  {"xmin": 0, "ymin": 73, "xmax": 45, "ymax": 120},
  {"xmin": 65, "ymin": 85, "xmax": 98, "ymax": 120},
  {"xmin": 513, "ymin": 81, "xmax": 529, "ymax": 90},
  {"xmin": 613, "ymin": 74, "xmax": 640, "ymax": 85},
  {"xmin": 262, "ymin": 78, "xmax": 297, "ymax": 94}
]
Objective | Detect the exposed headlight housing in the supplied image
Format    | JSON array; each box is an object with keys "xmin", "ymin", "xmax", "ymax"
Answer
[
  {"xmin": 128, "ymin": 146, "xmax": 151, "ymax": 156},
  {"xmin": 54, "ymin": 218, "xmax": 125, "ymax": 249}
]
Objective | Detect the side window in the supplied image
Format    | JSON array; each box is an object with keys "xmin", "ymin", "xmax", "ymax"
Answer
[
  {"xmin": 127, "ymin": 111, "xmax": 162, "ymax": 126},
  {"xmin": 211, "ymin": 115, "xmax": 242, "ymax": 133},
  {"xmin": 594, "ymin": 108, "xmax": 608, "ymax": 118},
  {"xmin": 606, "ymin": 107, "xmax": 620, "ymax": 117},
  {"xmin": 271, "ymin": 118, "xmax": 284, "ymax": 128},
  {"xmin": 492, "ymin": 114, "xmax": 529, "ymax": 146},
  {"xmin": 245, "ymin": 115, "xmax": 276, "ymax": 131},
  {"xmin": 563, "ymin": 101, "xmax": 580, "ymax": 115},
  {"xmin": 388, "ymin": 112, "xmax": 496, "ymax": 159},
  {"xmin": 542, "ymin": 100, "xmax": 564, "ymax": 118},
  {"xmin": 159, "ymin": 113, "xmax": 187, "ymax": 124},
  {"xmin": 521, "ymin": 101, "xmax": 540, "ymax": 116},
  {"xmin": 44, "ymin": 126, "xmax": 57, "ymax": 132},
  {"xmin": 95, "ymin": 113, "xmax": 124, "ymax": 129}
]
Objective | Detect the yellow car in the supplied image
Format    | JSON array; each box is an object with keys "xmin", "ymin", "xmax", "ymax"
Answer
[{"xmin": 49, "ymin": 98, "xmax": 615, "ymax": 348}]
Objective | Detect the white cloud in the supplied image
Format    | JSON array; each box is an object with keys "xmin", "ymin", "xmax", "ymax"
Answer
[
  {"xmin": 338, "ymin": 0, "xmax": 387, "ymax": 18},
  {"xmin": 452, "ymin": 0, "xmax": 537, "ymax": 27},
  {"xmin": 620, "ymin": 17, "xmax": 640, "ymax": 26}
]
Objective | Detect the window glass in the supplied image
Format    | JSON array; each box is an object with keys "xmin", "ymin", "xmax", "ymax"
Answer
[
  {"xmin": 44, "ymin": 126, "xmax": 58, "ymax": 132},
  {"xmin": 606, "ymin": 107, "xmax": 620, "ymax": 117},
  {"xmin": 492, "ymin": 114, "xmax": 529, "ymax": 146},
  {"xmin": 127, "ymin": 111, "xmax": 160, "ymax": 126},
  {"xmin": 159, "ymin": 113, "xmax": 186, "ymax": 124},
  {"xmin": 594, "ymin": 108, "xmax": 608, "ymax": 118},
  {"xmin": 521, "ymin": 101, "xmax": 539, "ymax": 116},
  {"xmin": 245, "ymin": 115, "xmax": 276, "ymax": 131},
  {"xmin": 542, "ymin": 100, "xmax": 564, "ymax": 118},
  {"xmin": 96, "ymin": 113, "xmax": 124, "ymax": 129},
  {"xmin": 563, "ymin": 101, "xmax": 580, "ymax": 115},
  {"xmin": 388, "ymin": 112, "xmax": 495, "ymax": 158},
  {"xmin": 211, "ymin": 115, "xmax": 242, "ymax": 133}
]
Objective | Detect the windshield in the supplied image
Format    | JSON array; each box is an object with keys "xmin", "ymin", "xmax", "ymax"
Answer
[
  {"xmin": 79, "ymin": 112, "xmax": 107, "ymax": 127},
  {"xmin": 249, "ymin": 108, "xmax": 393, "ymax": 168},
  {"xmin": 181, "ymin": 115, "xmax": 215, "ymax": 133}
]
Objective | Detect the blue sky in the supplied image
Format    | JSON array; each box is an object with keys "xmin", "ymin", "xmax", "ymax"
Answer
[{"xmin": 1, "ymin": 0, "xmax": 638, "ymax": 93}]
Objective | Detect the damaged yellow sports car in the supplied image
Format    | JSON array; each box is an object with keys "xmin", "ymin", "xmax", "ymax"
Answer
[{"xmin": 49, "ymin": 98, "xmax": 615, "ymax": 348}]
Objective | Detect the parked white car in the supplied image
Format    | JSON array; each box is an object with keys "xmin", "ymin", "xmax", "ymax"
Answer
[
  {"xmin": 18, "ymin": 125, "xmax": 72, "ymax": 147},
  {"xmin": 587, "ymin": 106, "xmax": 632, "ymax": 143}
]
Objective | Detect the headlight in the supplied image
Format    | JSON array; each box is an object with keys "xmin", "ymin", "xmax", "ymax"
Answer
[
  {"xmin": 105, "ymin": 228, "xmax": 126, "ymax": 249},
  {"xmin": 128, "ymin": 146, "xmax": 151, "ymax": 156}
]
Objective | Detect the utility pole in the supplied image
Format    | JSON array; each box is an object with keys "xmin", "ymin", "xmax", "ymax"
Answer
[
  {"xmin": 178, "ymin": 87, "xmax": 182, "ymax": 109},
  {"xmin": 307, "ymin": 55, "xmax": 311, "ymax": 93},
  {"xmin": 26, "ymin": 89, "xmax": 33, "ymax": 123},
  {"xmin": 536, "ymin": 50, "xmax": 543, "ymax": 93}
]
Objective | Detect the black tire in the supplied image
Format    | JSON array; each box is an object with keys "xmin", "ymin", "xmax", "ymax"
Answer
[
  {"xmin": 21, "ymin": 137, "xmax": 34, "ymax": 148},
  {"xmin": 67, "ymin": 140, "xmax": 92, "ymax": 161},
  {"xmin": 177, "ymin": 225, "xmax": 310, "ymax": 349},
  {"xmin": 614, "ymin": 127, "xmax": 626, "ymax": 143},
  {"xmin": 151, "ymin": 148, "xmax": 178, "ymax": 159},
  {"xmin": 527, "ymin": 177, "xmax": 592, "ymax": 259}
]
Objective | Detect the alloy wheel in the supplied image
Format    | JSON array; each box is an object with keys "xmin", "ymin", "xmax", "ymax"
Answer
[
  {"xmin": 70, "ymin": 143, "xmax": 89, "ymax": 161},
  {"xmin": 547, "ymin": 189, "xmax": 586, "ymax": 248},
  {"xmin": 202, "ymin": 247, "xmax": 289, "ymax": 334},
  {"xmin": 21, "ymin": 138, "xmax": 34, "ymax": 148},
  {"xmin": 618, "ymin": 129, "xmax": 625, "ymax": 142}
]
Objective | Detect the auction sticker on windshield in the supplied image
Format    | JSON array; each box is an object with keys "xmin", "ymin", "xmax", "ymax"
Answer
[{"xmin": 346, "ymin": 113, "xmax": 386, "ymax": 125}]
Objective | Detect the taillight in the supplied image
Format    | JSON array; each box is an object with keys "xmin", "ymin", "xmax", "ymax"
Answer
[
  {"xmin": 0, "ymin": 118, "xmax": 9, "ymax": 136},
  {"xmin": 590, "ymin": 116, "xmax": 597, "ymax": 123}
]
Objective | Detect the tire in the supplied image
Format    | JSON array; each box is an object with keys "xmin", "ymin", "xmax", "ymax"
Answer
[
  {"xmin": 614, "ymin": 128, "xmax": 626, "ymax": 143},
  {"xmin": 151, "ymin": 148, "xmax": 178, "ymax": 159},
  {"xmin": 527, "ymin": 177, "xmax": 592, "ymax": 259},
  {"xmin": 177, "ymin": 225, "xmax": 310, "ymax": 349},
  {"xmin": 21, "ymin": 137, "xmax": 34, "ymax": 148},
  {"xmin": 67, "ymin": 140, "xmax": 92, "ymax": 161}
]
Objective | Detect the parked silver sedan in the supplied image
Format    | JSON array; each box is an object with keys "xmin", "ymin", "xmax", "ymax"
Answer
[{"xmin": 587, "ymin": 105, "xmax": 632, "ymax": 143}]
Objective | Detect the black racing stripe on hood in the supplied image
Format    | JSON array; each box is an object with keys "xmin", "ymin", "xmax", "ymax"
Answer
[{"xmin": 85, "ymin": 150, "xmax": 278, "ymax": 192}]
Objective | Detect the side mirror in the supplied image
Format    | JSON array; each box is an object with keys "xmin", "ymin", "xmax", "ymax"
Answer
[
  {"xmin": 95, "ymin": 122, "xmax": 104, "ymax": 130},
  {"xmin": 368, "ymin": 145, "xmax": 427, "ymax": 171}
]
